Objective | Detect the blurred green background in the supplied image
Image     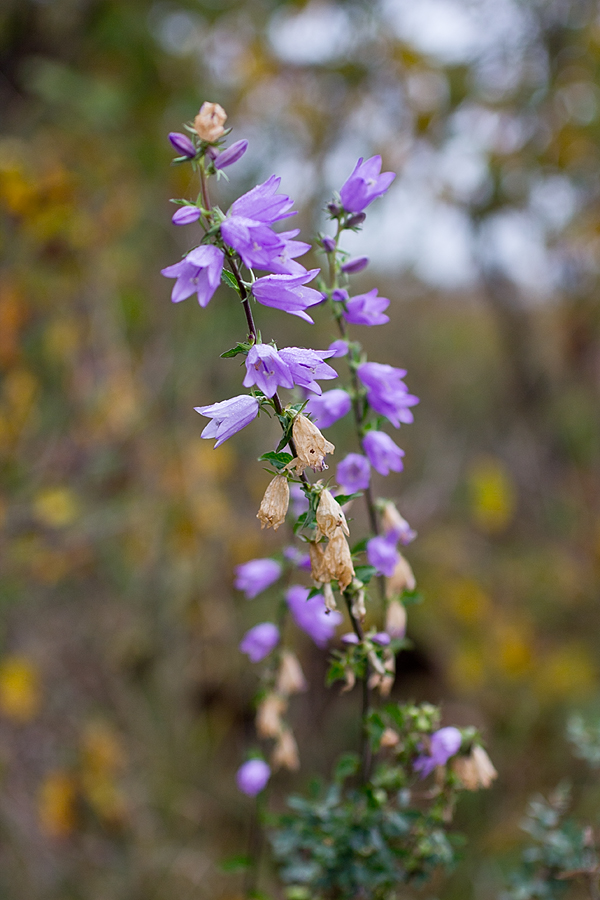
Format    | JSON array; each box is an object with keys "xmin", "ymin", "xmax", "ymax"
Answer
[{"xmin": 1, "ymin": 0, "xmax": 600, "ymax": 896}]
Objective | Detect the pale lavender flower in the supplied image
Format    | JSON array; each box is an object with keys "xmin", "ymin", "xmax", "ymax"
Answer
[
  {"xmin": 341, "ymin": 632, "xmax": 359, "ymax": 645},
  {"xmin": 220, "ymin": 175, "xmax": 295, "ymax": 269},
  {"xmin": 278, "ymin": 347, "xmax": 337, "ymax": 395},
  {"xmin": 321, "ymin": 235, "xmax": 336, "ymax": 252},
  {"xmin": 357, "ymin": 362, "xmax": 419, "ymax": 428},
  {"xmin": 169, "ymin": 132, "xmax": 196, "ymax": 158},
  {"xmin": 290, "ymin": 484, "xmax": 309, "ymax": 517},
  {"xmin": 243, "ymin": 344, "xmax": 294, "ymax": 397},
  {"xmin": 414, "ymin": 727, "xmax": 462, "ymax": 778},
  {"xmin": 251, "ymin": 270, "xmax": 323, "ymax": 323},
  {"xmin": 195, "ymin": 394, "xmax": 259, "ymax": 447},
  {"xmin": 228, "ymin": 174, "xmax": 296, "ymax": 223},
  {"xmin": 286, "ymin": 585, "xmax": 343, "ymax": 647},
  {"xmin": 236, "ymin": 759, "xmax": 271, "ymax": 795},
  {"xmin": 367, "ymin": 534, "xmax": 400, "ymax": 577},
  {"xmin": 362, "ymin": 431, "xmax": 405, "ymax": 476},
  {"xmin": 239, "ymin": 622, "xmax": 280, "ymax": 662},
  {"xmin": 340, "ymin": 156, "xmax": 396, "ymax": 213},
  {"xmin": 386, "ymin": 515, "xmax": 417, "ymax": 547},
  {"xmin": 336, "ymin": 453, "xmax": 370, "ymax": 492},
  {"xmin": 261, "ymin": 229, "xmax": 311, "ymax": 276},
  {"xmin": 283, "ymin": 545, "xmax": 311, "ymax": 571},
  {"xmin": 371, "ymin": 632, "xmax": 391, "ymax": 646},
  {"xmin": 344, "ymin": 289, "xmax": 390, "ymax": 326},
  {"xmin": 234, "ymin": 558, "xmax": 282, "ymax": 598},
  {"xmin": 305, "ymin": 389, "xmax": 352, "ymax": 428},
  {"xmin": 341, "ymin": 256, "xmax": 369, "ymax": 274},
  {"xmin": 172, "ymin": 206, "xmax": 202, "ymax": 226},
  {"xmin": 214, "ymin": 139, "xmax": 248, "ymax": 170},
  {"xmin": 331, "ymin": 288, "xmax": 349, "ymax": 303},
  {"xmin": 161, "ymin": 245, "xmax": 224, "ymax": 307},
  {"xmin": 328, "ymin": 339, "xmax": 349, "ymax": 358}
]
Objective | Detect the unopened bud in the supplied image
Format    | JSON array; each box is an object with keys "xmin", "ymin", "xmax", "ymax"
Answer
[
  {"xmin": 380, "ymin": 728, "xmax": 400, "ymax": 748},
  {"xmin": 327, "ymin": 202, "xmax": 342, "ymax": 217},
  {"xmin": 256, "ymin": 693, "xmax": 286, "ymax": 739},
  {"xmin": 385, "ymin": 599, "xmax": 407, "ymax": 639},
  {"xmin": 385, "ymin": 554, "xmax": 416, "ymax": 599},
  {"xmin": 316, "ymin": 489, "xmax": 349, "ymax": 539},
  {"xmin": 452, "ymin": 745, "xmax": 497, "ymax": 790},
  {"xmin": 168, "ymin": 132, "xmax": 196, "ymax": 158},
  {"xmin": 321, "ymin": 235, "xmax": 336, "ymax": 252},
  {"xmin": 214, "ymin": 139, "xmax": 248, "ymax": 170},
  {"xmin": 323, "ymin": 582, "xmax": 337, "ymax": 612},
  {"xmin": 276, "ymin": 651, "xmax": 307, "ymax": 696},
  {"xmin": 323, "ymin": 531, "xmax": 355, "ymax": 591},
  {"xmin": 272, "ymin": 728, "xmax": 300, "ymax": 771},
  {"xmin": 257, "ymin": 474, "xmax": 289, "ymax": 531},
  {"xmin": 292, "ymin": 415, "xmax": 335, "ymax": 473},
  {"xmin": 346, "ymin": 212, "xmax": 366, "ymax": 228},
  {"xmin": 193, "ymin": 102, "xmax": 227, "ymax": 142},
  {"xmin": 341, "ymin": 256, "xmax": 369, "ymax": 274}
]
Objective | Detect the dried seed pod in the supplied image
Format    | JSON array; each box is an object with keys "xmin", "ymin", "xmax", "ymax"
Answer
[
  {"xmin": 292, "ymin": 415, "xmax": 335, "ymax": 473},
  {"xmin": 257, "ymin": 474, "xmax": 289, "ymax": 531},
  {"xmin": 316, "ymin": 489, "xmax": 349, "ymax": 539}
]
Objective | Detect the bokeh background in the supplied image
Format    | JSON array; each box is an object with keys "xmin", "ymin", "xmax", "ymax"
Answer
[{"xmin": 1, "ymin": 0, "xmax": 600, "ymax": 897}]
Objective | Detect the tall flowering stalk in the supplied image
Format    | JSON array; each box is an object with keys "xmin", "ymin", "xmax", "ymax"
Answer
[{"xmin": 162, "ymin": 101, "xmax": 497, "ymax": 899}]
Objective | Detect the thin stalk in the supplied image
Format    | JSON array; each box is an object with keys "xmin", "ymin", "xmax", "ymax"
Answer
[{"xmin": 343, "ymin": 591, "xmax": 372, "ymax": 782}]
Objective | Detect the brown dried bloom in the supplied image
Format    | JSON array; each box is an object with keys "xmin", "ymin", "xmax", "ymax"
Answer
[
  {"xmin": 257, "ymin": 474, "xmax": 289, "ymax": 531},
  {"xmin": 276, "ymin": 651, "xmax": 307, "ymax": 696},
  {"xmin": 385, "ymin": 553, "xmax": 416, "ymax": 599},
  {"xmin": 256, "ymin": 693, "xmax": 286, "ymax": 739},
  {"xmin": 292, "ymin": 415, "xmax": 334, "ymax": 473},
  {"xmin": 316, "ymin": 489, "xmax": 349, "ymax": 539},
  {"xmin": 323, "ymin": 531, "xmax": 355, "ymax": 591},
  {"xmin": 309, "ymin": 540, "xmax": 329, "ymax": 583},
  {"xmin": 453, "ymin": 745, "xmax": 497, "ymax": 790},
  {"xmin": 380, "ymin": 728, "xmax": 400, "ymax": 748},
  {"xmin": 351, "ymin": 582, "xmax": 366, "ymax": 621},
  {"xmin": 368, "ymin": 649, "xmax": 395, "ymax": 696},
  {"xmin": 323, "ymin": 582, "xmax": 337, "ymax": 612},
  {"xmin": 385, "ymin": 599, "xmax": 407, "ymax": 638},
  {"xmin": 341, "ymin": 667, "xmax": 356, "ymax": 693},
  {"xmin": 272, "ymin": 728, "xmax": 300, "ymax": 771},
  {"xmin": 193, "ymin": 102, "xmax": 227, "ymax": 142}
]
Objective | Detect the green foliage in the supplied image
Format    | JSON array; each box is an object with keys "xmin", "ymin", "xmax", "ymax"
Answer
[{"xmin": 567, "ymin": 713, "xmax": 600, "ymax": 768}]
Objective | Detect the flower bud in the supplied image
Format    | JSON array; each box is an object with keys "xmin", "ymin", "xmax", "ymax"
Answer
[
  {"xmin": 385, "ymin": 599, "xmax": 407, "ymax": 639},
  {"xmin": 331, "ymin": 288, "xmax": 349, "ymax": 303},
  {"xmin": 193, "ymin": 102, "xmax": 227, "ymax": 142},
  {"xmin": 323, "ymin": 582, "xmax": 337, "ymax": 612},
  {"xmin": 327, "ymin": 202, "xmax": 342, "ymax": 217},
  {"xmin": 214, "ymin": 139, "xmax": 248, "ymax": 170},
  {"xmin": 236, "ymin": 759, "xmax": 270, "ymax": 795},
  {"xmin": 385, "ymin": 554, "xmax": 416, "ymax": 599},
  {"xmin": 257, "ymin": 474, "xmax": 289, "ymax": 531},
  {"xmin": 292, "ymin": 414, "xmax": 335, "ymax": 473},
  {"xmin": 380, "ymin": 728, "xmax": 400, "ymax": 748},
  {"xmin": 452, "ymin": 745, "xmax": 497, "ymax": 790},
  {"xmin": 321, "ymin": 235, "xmax": 336, "ymax": 252},
  {"xmin": 276, "ymin": 651, "xmax": 307, "ymax": 696},
  {"xmin": 256, "ymin": 693, "xmax": 286, "ymax": 739},
  {"xmin": 346, "ymin": 212, "xmax": 366, "ymax": 228},
  {"xmin": 323, "ymin": 531, "xmax": 355, "ymax": 591},
  {"xmin": 316, "ymin": 489, "xmax": 349, "ymax": 540},
  {"xmin": 272, "ymin": 728, "xmax": 300, "ymax": 771},
  {"xmin": 172, "ymin": 206, "xmax": 202, "ymax": 226},
  {"xmin": 341, "ymin": 256, "xmax": 369, "ymax": 274},
  {"xmin": 168, "ymin": 132, "xmax": 196, "ymax": 158}
]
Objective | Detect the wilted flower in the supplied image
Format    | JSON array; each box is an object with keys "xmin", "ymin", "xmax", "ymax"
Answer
[
  {"xmin": 168, "ymin": 132, "xmax": 196, "ymax": 158},
  {"xmin": 234, "ymin": 558, "xmax": 282, "ymax": 598},
  {"xmin": 340, "ymin": 155, "xmax": 396, "ymax": 213},
  {"xmin": 351, "ymin": 582, "xmax": 366, "ymax": 620},
  {"xmin": 362, "ymin": 431, "xmax": 404, "ymax": 475},
  {"xmin": 243, "ymin": 344, "xmax": 294, "ymax": 397},
  {"xmin": 257, "ymin": 475, "xmax": 289, "ymax": 531},
  {"xmin": 292, "ymin": 415, "xmax": 335, "ymax": 472},
  {"xmin": 367, "ymin": 534, "xmax": 400, "ymax": 577},
  {"xmin": 239, "ymin": 622, "xmax": 280, "ymax": 663},
  {"xmin": 452, "ymin": 745, "xmax": 498, "ymax": 790},
  {"xmin": 193, "ymin": 101, "xmax": 227, "ymax": 142},
  {"xmin": 322, "ymin": 582, "xmax": 337, "ymax": 612},
  {"xmin": 323, "ymin": 531, "xmax": 355, "ymax": 591},
  {"xmin": 316, "ymin": 489, "xmax": 349, "ymax": 539},
  {"xmin": 336, "ymin": 453, "xmax": 370, "ymax": 493},
  {"xmin": 272, "ymin": 728, "xmax": 299, "ymax": 771},
  {"xmin": 381, "ymin": 501, "xmax": 416, "ymax": 545},
  {"xmin": 380, "ymin": 728, "xmax": 400, "ymax": 748},
  {"xmin": 414, "ymin": 727, "xmax": 462, "ymax": 778},
  {"xmin": 285, "ymin": 584, "xmax": 342, "ymax": 647},
  {"xmin": 385, "ymin": 554, "xmax": 416, "ymax": 598},
  {"xmin": 256, "ymin": 693, "xmax": 286, "ymax": 738},
  {"xmin": 344, "ymin": 289, "xmax": 390, "ymax": 326},
  {"xmin": 276, "ymin": 651, "xmax": 307, "ymax": 695},
  {"xmin": 236, "ymin": 759, "xmax": 270, "ymax": 795},
  {"xmin": 305, "ymin": 390, "xmax": 352, "ymax": 429},
  {"xmin": 195, "ymin": 394, "xmax": 259, "ymax": 447},
  {"xmin": 214, "ymin": 139, "xmax": 248, "ymax": 169},
  {"xmin": 161, "ymin": 245, "xmax": 224, "ymax": 307},
  {"xmin": 308, "ymin": 540, "xmax": 329, "ymax": 584},
  {"xmin": 321, "ymin": 235, "xmax": 336, "ymax": 252},
  {"xmin": 368, "ymin": 648, "xmax": 395, "ymax": 696},
  {"xmin": 252, "ymin": 270, "xmax": 323, "ymax": 323},
  {"xmin": 341, "ymin": 256, "xmax": 369, "ymax": 274},
  {"xmin": 385, "ymin": 599, "xmax": 407, "ymax": 638},
  {"xmin": 357, "ymin": 362, "xmax": 419, "ymax": 428}
]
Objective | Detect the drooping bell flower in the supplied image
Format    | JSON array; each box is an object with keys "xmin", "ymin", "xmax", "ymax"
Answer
[{"xmin": 340, "ymin": 155, "xmax": 396, "ymax": 213}]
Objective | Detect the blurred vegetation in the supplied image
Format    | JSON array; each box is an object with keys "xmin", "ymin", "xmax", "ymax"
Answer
[{"xmin": 1, "ymin": 0, "xmax": 600, "ymax": 897}]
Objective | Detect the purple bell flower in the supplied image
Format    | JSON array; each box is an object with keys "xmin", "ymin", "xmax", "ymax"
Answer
[
  {"xmin": 371, "ymin": 632, "xmax": 391, "ymax": 646},
  {"xmin": 251, "ymin": 270, "xmax": 323, "ymax": 323},
  {"xmin": 341, "ymin": 632, "xmax": 360, "ymax": 645},
  {"xmin": 331, "ymin": 288, "xmax": 349, "ymax": 303},
  {"xmin": 305, "ymin": 389, "xmax": 352, "ymax": 429},
  {"xmin": 343, "ymin": 289, "xmax": 390, "ymax": 326},
  {"xmin": 228, "ymin": 174, "xmax": 296, "ymax": 223},
  {"xmin": 367, "ymin": 534, "xmax": 400, "ymax": 577},
  {"xmin": 357, "ymin": 362, "xmax": 419, "ymax": 428},
  {"xmin": 236, "ymin": 759, "xmax": 271, "ymax": 795},
  {"xmin": 260, "ymin": 229, "xmax": 311, "ymax": 276},
  {"xmin": 414, "ymin": 727, "xmax": 462, "ymax": 778},
  {"xmin": 195, "ymin": 394, "xmax": 259, "ymax": 447},
  {"xmin": 221, "ymin": 174, "xmax": 295, "ymax": 269},
  {"xmin": 278, "ymin": 347, "xmax": 337, "ymax": 395},
  {"xmin": 283, "ymin": 545, "xmax": 311, "ymax": 571},
  {"xmin": 321, "ymin": 235, "xmax": 336, "ymax": 252},
  {"xmin": 243, "ymin": 344, "xmax": 294, "ymax": 398},
  {"xmin": 362, "ymin": 431, "xmax": 405, "ymax": 476},
  {"xmin": 327, "ymin": 340, "xmax": 349, "ymax": 358},
  {"xmin": 234, "ymin": 558, "xmax": 282, "ymax": 599},
  {"xmin": 168, "ymin": 132, "xmax": 196, "ymax": 158},
  {"xmin": 172, "ymin": 206, "xmax": 202, "ymax": 226},
  {"xmin": 161, "ymin": 245, "xmax": 224, "ymax": 307},
  {"xmin": 340, "ymin": 155, "xmax": 396, "ymax": 213},
  {"xmin": 341, "ymin": 256, "xmax": 369, "ymax": 274},
  {"xmin": 214, "ymin": 139, "xmax": 248, "ymax": 170},
  {"xmin": 239, "ymin": 622, "xmax": 280, "ymax": 662},
  {"xmin": 336, "ymin": 453, "xmax": 370, "ymax": 492},
  {"xmin": 285, "ymin": 585, "xmax": 343, "ymax": 647}
]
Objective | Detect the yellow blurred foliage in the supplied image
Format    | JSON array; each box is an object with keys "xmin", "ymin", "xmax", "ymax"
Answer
[
  {"xmin": 467, "ymin": 456, "xmax": 516, "ymax": 534},
  {"xmin": 0, "ymin": 655, "xmax": 41, "ymax": 721},
  {"xmin": 38, "ymin": 770, "xmax": 78, "ymax": 838},
  {"xmin": 80, "ymin": 721, "xmax": 128, "ymax": 826},
  {"xmin": 534, "ymin": 644, "xmax": 597, "ymax": 700},
  {"xmin": 34, "ymin": 487, "xmax": 80, "ymax": 528},
  {"xmin": 449, "ymin": 645, "xmax": 485, "ymax": 691},
  {"xmin": 44, "ymin": 318, "xmax": 80, "ymax": 363},
  {"xmin": 447, "ymin": 578, "xmax": 491, "ymax": 624},
  {"xmin": 494, "ymin": 623, "xmax": 534, "ymax": 680}
]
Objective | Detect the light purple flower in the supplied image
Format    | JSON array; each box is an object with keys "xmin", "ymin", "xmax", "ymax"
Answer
[
  {"xmin": 357, "ymin": 362, "xmax": 419, "ymax": 428},
  {"xmin": 239, "ymin": 622, "xmax": 280, "ymax": 662},
  {"xmin": 169, "ymin": 132, "xmax": 196, "ymax": 158},
  {"xmin": 362, "ymin": 431, "xmax": 405, "ymax": 476},
  {"xmin": 220, "ymin": 175, "xmax": 295, "ymax": 269},
  {"xmin": 243, "ymin": 344, "xmax": 294, "ymax": 397},
  {"xmin": 234, "ymin": 558, "xmax": 282, "ymax": 598},
  {"xmin": 161, "ymin": 245, "xmax": 224, "ymax": 307},
  {"xmin": 386, "ymin": 515, "xmax": 417, "ymax": 547},
  {"xmin": 290, "ymin": 484, "xmax": 309, "ymax": 517},
  {"xmin": 340, "ymin": 156, "xmax": 396, "ymax": 213},
  {"xmin": 328, "ymin": 340, "xmax": 349, "ymax": 358},
  {"xmin": 261, "ymin": 229, "xmax": 311, "ymax": 276},
  {"xmin": 195, "ymin": 394, "xmax": 259, "ymax": 447},
  {"xmin": 236, "ymin": 759, "xmax": 271, "ymax": 795},
  {"xmin": 371, "ymin": 632, "xmax": 391, "ymax": 646},
  {"xmin": 251, "ymin": 270, "xmax": 323, "ymax": 323},
  {"xmin": 172, "ymin": 206, "xmax": 202, "ymax": 226},
  {"xmin": 321, "ymin": 235, "xmax": 336, "ymax": 252},
  {"xmin": 414, "ymin": 727, "xmax": 462, "ymax": 778},
  {"xmin": 341, "ymin": 632, "xmax": 359, "ymax": 645},
  {"xmin": 341, "ymin": 256, "xmax": 369, "ymax": 274},
  {"xmin": 367, "ymin": 534, "xmax": 400, "ymax": 577},
  {"xmin": 336, "ymin": 453, "xmax": 370, "ymax": 492},
  {"xmin": 228, "ymin": 174, "xmax": 296, "ymax": 224},
  {"xmin": 283, "ymin": 545, "xmax": 311, "ymax": 571},
  {"xmin": 305, "ymin": 389, "xmax": 352, "ymax": 428},
  {"xmin": 331, "ymin": 288, "xmax": 349, "ymax": 303},
  {"xmin": 214, "ymin": 139, "xmax": 248, "ymax": 170},
  {"xmin": 286, "ymin": 585, "xmax": 343, "ymax": 647},
  {"xmin": 278, "ymin": 347, "xmax": 337, "ymax": 395},
  {"xmin": 344, "ymin": 289, "xmax": 390, "ymax": 326}
]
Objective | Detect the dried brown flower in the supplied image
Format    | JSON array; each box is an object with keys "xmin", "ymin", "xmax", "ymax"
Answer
[
  {"xmin": 257, "ymin": 474, "xmax": 289, "ymax": 531},
  {"xmin": 292, "ymin": 415, "xmax": 335, "ymax": 473},
  {"xmin": 276, "ymin": 651, "xmax": 307, "ymax": 696},
  {"xmin": 256, "ymin": 693, "xmax": 286, "ymax": 739},
  {"xmin": 272, "ymin": 728, "xmax": 300, "ymax": 771},
  {"xmin": 316, "ymin": 489, "xmax": 349, "ymax": 539},
  {"xmin": 453, "ymin": 745, "xmax": 497, "ymax": 790},
  {"xmin": 193, "ymin": 102, "xmax": 227, "ymax": 142},
  {"xmin": 385, "ymin": 553, "xmax": 416, "ymax": 599}
]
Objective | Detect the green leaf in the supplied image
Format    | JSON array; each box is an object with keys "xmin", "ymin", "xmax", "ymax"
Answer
[
  {"xmin": 354, "ymin": 565, "xmax": 378, "ymax": 584},
  {"xmin": 220, "ymin": 854, "xmax": 252, "ymax": 873},
  {"xmin": 307, "ymin": 586, "xmax": 322, "ymax": 600},
  {"xmin": 350, "ymin": 537, "xmax": 368, "ymax": 555},
  {"xmin": 221, "ymin": 268, "xmax": 240, "ymax": 292},
  {"xmin": 258, "ymin": 451, "xmax": 293, "ymax": 470},
  {"xmin": 401, "ymin": 589, "xmax": 423, "ymax": 606},
  {"xmin": 333, "ymin": 752, "xmax": 360, "ymax": 784},
  {"xmin": 221, "ymin": 341, "xmax": 251, "ymax": 358},
  {"xmin": 334, "ymin": 491, "xmax": 363, "ymax": 506}
]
